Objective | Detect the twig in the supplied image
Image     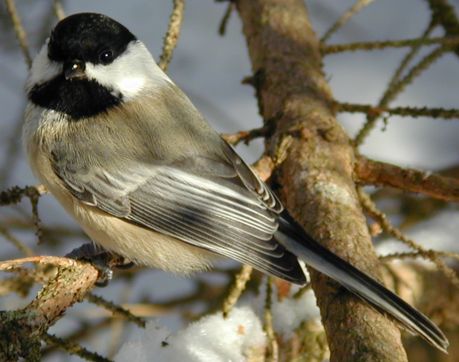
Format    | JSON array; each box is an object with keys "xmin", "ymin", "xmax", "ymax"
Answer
[
  {"xmin": 427, "ymin": 0, "xmax": 459, "ymax": 56},
  {"xmin": 0, "ymin": 185, "xmax": 46, "ymax": 245},
  {"xmin": 43, "ymin": 334, "xmax": 112, "ymax": 362},
  {"xmin": 158, "ymin": 0, "xmax": 185, "ymax": 71},
  {"xmin": 4, "ymin": 0, "xmax": 32, "ymax": 67},
  {"xmin": 321, "ymin": 0, "xmax": 375, "ymax": 43},
  {"xmin": 388, "ymin": 21, "xmax": 436, "ymax": 95},
  {"xmin": 358, "ymin": 189, "xmax": 459, "ymax": 288},
  {"xmin": 0, "ymin": 224, "xmax": 34, "ymax": 256},
  {"xmin": 41, "ymin": 320, "xmax": 113, "ymax": 357},
  {"xmin": 336, "ymin": 102, "xmax": 459, "ymax": 120},
  {"xmin": 355, "ymin": 155, "xmax": 459, "ymax": 202},
  {"xmin": 221, "ymin": 125, "xmax": 270, "ymax": 146},
  {"xmin": 380, "ymin": 250, "xmax": 459, "ymax": 262},
  {"xmin": 106, "ymin": 284, "xmax": 133, "ymax": 359},
  {"xmin": 86, "ymin": 293, "xmax": 145, "ymax": 328},
  {"xmin": 387, "ymin": 46, "xmax": 448, "ymax": 99},
  {"xmin": 264, "ymin": 277, "xmax": 278, "ymax": 362},
  {"xmin": 28, "ymin": 187, "xmax": 43, "ymax": 244},
  {"xmin": 0, "ymin": 185, "xmax": 46, "ymax": 207},
  {"xmin": 354, "ymin": 45, "xmax": 447, "ymax": 146},
  {"xmin": 218, "ymin": 1, "xmax": 234, "ymax": 36},
  {"xmin": 322, "ymin": 35, "xmax": 459, "ymax": 54},
  {"xmin": 353, "ymin": 22, "xmax": 437, "ymax": 147},
  {"xmin": 0, "ymin": 269, "xmax": 35, "ymax": 297},
  {"xmin": 52, "ymin": 0, "xmax": 65, "ymax": 20},
  {"xmin": 222, "ymin": 265, "xmax": 253, "ymax": 317}
]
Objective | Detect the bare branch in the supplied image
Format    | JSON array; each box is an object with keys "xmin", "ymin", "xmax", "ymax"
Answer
[
  {"xmin": 52, "ymin": 0, "xmax": 65, "ymax": 20},
  {"xmin": 158, "ymin": 0, "xmax": 185, "ymax": 72},
  {"xmin": 354, "ymin": 44, "xmax": 447, "ymax": 146},
  {"xmin": 0, "ymin": 257, "xmax": 99, "ymax": 322},
  {"xmin": 0, "ymin": 185, "xmax": 46, "ymax": 245},
  {"xmin": 355, "ymin": 155, "xmax": 459, "ymax": 202},
  {"xmin": 221, "ymin": 125, "xmax": 270, "ymax": 146},
  {"xmin": 222, "ymin": 265, "xmax": 253, "ymax": 317},
  {"xmin": 0, "ymin": 185, "xmax": 46, "ymax": 207},
  {"xmin": 323, "ymin": 35, "xmax": 459, "ymax": 54},
  {"xmin": 380, "ymin": 250, "xmax": 459, "ymax": 262},
  {"xmin": 4, "ymin": 0, "xmax": 32, "ymax": 67},
  {"xmin": 353, "ymin": 22, "xmax": 438, "ymax": 146},
  {"xmin": 321, "ymin": 0, "xmax": 375, "ymax": 43},
  {"xmin": 43, "ymin": 334, "xmax": 112, "ymax": 362},
  {"xmin": 218, "ymin": 1, "xmax": 235, "ymax": 36},
  {"xmin": 0, "ymin": 256, "xmax": 99, "ymax": 360},
  {"xmin": 264, "ymin": 277, "xmax": 278, "ymax": 362},
  {"xmin": 427, "ymin": 0, "xmax": 459, "ymax": 56},
  {"xmin": 358, "ymin": 189, "xmax": 459, "ymax": 288},
  {"xmin": 336, "ymin": 101, "xmax": 459, "ymax": 120},
  {"xmin": 86, "ymin": 293, "xmax": 145, "ymax": 328},
  {"xmin": 236, "ymin": 1, "xmax": 408, "ymax": 359},
  {"xmin": 0, "ymin": 224, "xmax": 34, "ymax": 256}
]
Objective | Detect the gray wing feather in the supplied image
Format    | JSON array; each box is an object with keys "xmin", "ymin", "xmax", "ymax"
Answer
[
  {"xmin": 54, "ymin": 157, "xmax": 303, "ymax": 280},
  {"xmin": 221, "ymin": 141, "xmax": 283, "ymax": 213}
]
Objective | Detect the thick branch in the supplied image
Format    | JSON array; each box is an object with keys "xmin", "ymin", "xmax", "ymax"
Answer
[
  {"xmin": 235, "ymin": 1, "xmax": 408, "ymax": 360},
  {"xmin": 355, "ymin": 156, "xmax": 459, "ymax": 202},
  {"xmin": 0, "ymin": 257, "xmax": 99, "ymax": 360}
]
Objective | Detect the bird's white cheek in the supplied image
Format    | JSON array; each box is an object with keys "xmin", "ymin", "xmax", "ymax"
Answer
[
  {"xmin": 85, "ymin": 63, "xmax": 148, "ymax": 99},
  {"xmin": 26, "ymin": 44, "xmax": 62, "ymax": 91},
  {"xmin": 114, "ymin": 76, "xmax": 146, "ymax": 98}
]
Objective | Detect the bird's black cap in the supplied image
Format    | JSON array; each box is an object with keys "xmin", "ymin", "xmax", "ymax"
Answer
[{"xmin": 48, "ymin": 13, "xmax": 136, "ymax": 64}]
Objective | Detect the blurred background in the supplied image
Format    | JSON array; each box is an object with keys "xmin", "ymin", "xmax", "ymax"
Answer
[{"xmin": 1, "ymin": 1, "xmax": 459, "ymax": 361}]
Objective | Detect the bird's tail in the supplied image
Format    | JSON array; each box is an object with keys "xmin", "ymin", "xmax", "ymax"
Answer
[{"xmin": 275, "ymin": 211, "xmax": 449, "ymax": 353}]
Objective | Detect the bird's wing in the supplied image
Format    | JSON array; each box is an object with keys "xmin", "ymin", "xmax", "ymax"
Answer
[{"xmin": 51, "ymin": 141, "xmax": 305, "ymax": 283}]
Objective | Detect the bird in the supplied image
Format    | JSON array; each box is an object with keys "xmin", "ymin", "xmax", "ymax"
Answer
[{"xmin": 23, "ymin": 12, "xmax": 448, "ymax": 353}]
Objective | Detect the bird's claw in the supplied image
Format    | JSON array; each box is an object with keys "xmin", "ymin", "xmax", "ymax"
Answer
[{"xmin": 65, "ymin": 243, "xmax": 132, "ymax": 287}]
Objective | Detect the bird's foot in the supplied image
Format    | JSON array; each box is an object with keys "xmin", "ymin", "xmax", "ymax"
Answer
[{"xmin": 65, "ymin": 243, "xmax": 133, "ymax": 287}]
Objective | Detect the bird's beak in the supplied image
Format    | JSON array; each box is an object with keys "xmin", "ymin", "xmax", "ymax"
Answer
[{"xmin": 64, "ymin": 60, "xmax": 86, "ymax": 80}]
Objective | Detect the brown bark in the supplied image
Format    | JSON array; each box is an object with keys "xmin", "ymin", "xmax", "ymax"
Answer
[
  {"xmin": 235, "ymin": 1, "xmax": 408, "ymax": 360},
  {"xmin": 0, "ymin": 257, "xmax": 99, "ymax": 360},
  {"xmin": 355, "ymin": 155, "xmax": 459, "ymax": 202}
]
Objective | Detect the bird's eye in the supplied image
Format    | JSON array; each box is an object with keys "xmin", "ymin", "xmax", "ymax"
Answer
[{"xmin": 99, "ymin": 49, "xmax": 114, "ymax": 64}]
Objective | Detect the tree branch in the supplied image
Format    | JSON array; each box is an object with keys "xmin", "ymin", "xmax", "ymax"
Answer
[
  {"xmin": 158, "ymin": 0, "xmax": 185, "ymax": 71},
  {"xmin": 0, "ymin": 256, "xmax": 99, "ymax": 361},
  {"xmin": 235, "ymin": 0, "xmax": 408, "ymax": 360},
  {"xmin": 336, "ymin": 101, "xmax": 459, "ymax": 120},
  {"xmin": 221, "ymin": 125, "xmax": 270, "ymax": 146},
  {"xmin": 320, "ymin": 0, "xmax": 375, "ymax": 43},
  {"xmin": 427, "ymin": 0, "xmax": 459, "ymax": 56},
  {"xmin": 4, "ymin": 0, "xmax": 32, "ymax": 67},
  {"xmin": 355, "ymin": 156, "xmax": 459, "ymax": 202},
  {"xmin": 322, "ymin": 35, "xmax": 459, "ymax": 54}
]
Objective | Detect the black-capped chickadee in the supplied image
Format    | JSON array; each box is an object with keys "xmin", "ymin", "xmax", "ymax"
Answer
[{"xmin": 23, "ymin": 13, "xmax": 448, "ymax": 352}]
